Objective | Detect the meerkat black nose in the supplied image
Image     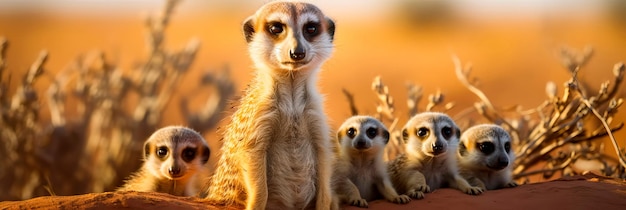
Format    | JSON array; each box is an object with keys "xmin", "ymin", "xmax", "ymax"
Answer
[
  {"xmin": 497, "ymin": 157, "xmax": 509, "ymax": 168},
  {"xmin": 432, "ymin": 142, "xmax": 445, "ymax": 154},
  {"xmin": 354, "ymin": 140, "xmax": 369, "ymax": 149},
  {"xmin": 169, "ymin": 167, "xmax": 181, "ymax": 176},
  {"xmin": 290, "ymin": 48, "xmax": 306, "ymax": 61}
]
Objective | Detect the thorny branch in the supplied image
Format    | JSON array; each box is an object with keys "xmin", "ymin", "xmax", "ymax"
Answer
[{"xmin": 341, "ymin": 88, "xmax": 359, "ymax": 116}]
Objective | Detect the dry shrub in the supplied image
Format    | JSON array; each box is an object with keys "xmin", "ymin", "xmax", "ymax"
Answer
[
  {"xmin": 0, "ymin": 0, "xmax": 234, "ymax": 201},
  {"xmin": 344, "ymin": 48, "xmax": 625, "ymax": 182}
]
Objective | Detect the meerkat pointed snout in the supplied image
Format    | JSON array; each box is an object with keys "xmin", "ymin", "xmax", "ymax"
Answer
[
  {"xmin": 118, "ymin": 126, "xmax": 210, "ymax": 196},
  {"xmin": 458, "ymin": 124, "xmax": 518, "ymax": 190}
]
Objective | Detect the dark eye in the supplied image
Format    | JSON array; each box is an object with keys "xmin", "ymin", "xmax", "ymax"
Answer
[
  {"xmin": 268, "ymin": 23, "xmax": 283, "ymax": 35},
  {"xmin": 366, "ymin": 127, "xmax": 377, "ymax": 139},
  {"xmin": 504, "ymin": 142, "xmax": 511, "ymax": 153},
  {"xmin": 347, "ymin": 127, "xmax": 356, "ymax": 138},
  {"xmin": 304, "ymin": 23, "xmax": 318, "ymax": 35},
  {"xmin": 478, "ymin": 142, "xmax": 495, "ymax": 155},
  {"xmin": 441, "ymin": 126, "xmax": 453, "ymax": 140},
  {"xmin": 156, "ymin": 146, "xmax": 168, "ymax": 158},
  {"xmin": 182, "ymin": 148, "xmax": 196, "ymax": 162},
  {"xmin": 416, "ymin": 127, "xmax": 429, "ymax": 138}
]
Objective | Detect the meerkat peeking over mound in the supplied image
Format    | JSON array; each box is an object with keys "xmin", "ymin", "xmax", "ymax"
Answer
[
  {"xmin": 334, "ymin": 116, "xmax": 410, "ymax": 207},
  {"xmin": 458, "ymin": 124, "xmax": 518, "ymax": 190},
  {"xmin": 388, "ymin": 112, "xmax": 483, "ymax": 198},
  {"xmin": 205, "ymin": 1, "xmax": 335, "ymax": 210},
  {"xmin": 117, "ymin": 126, "xmax": 210, "ymax": 196}
]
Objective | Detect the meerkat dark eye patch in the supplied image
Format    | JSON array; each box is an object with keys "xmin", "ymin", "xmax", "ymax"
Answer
[
  {"xmin": 304, "ymin": 22, "xmax": 319, "ymax": 35},
  {"xmin": 182, "ymin": 147, "xmax": 196, "ymax": 163},
  {"xmin": 347, "ymin": 127, "xmax": 357, "ymax": 139},
  {"xmin": 504, "ymin": 142, "xmax": 511, "ymax": 153},
  {"xmin": 366, "ymin": 127, "xmax": 377, "ymax": 139},
  {"xmin": 441, "ymin": 126, "xmax": 453, "ymax": 140},
  {"xmin": 416, "ymin": 127, "xmax": 430, "ymax": 139},
  {"xmin": 477, "ymin": 142, "xmax": 495, "ymax": 155},
  {"xmin": 267, "ymin": 22, "xmax": 284, "ymax": 35},
  {"xmin": 156, "ymin": 146, "xmax": 168, "ymax": 159}
]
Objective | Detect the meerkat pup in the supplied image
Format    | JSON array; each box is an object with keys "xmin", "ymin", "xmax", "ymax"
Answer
[
  {"xmin": 205, "ymin": 1, "xmax": 335, "ymax": 210},
  {"xmin": 388, "ymin": 112, "xmax": 483, "ymax": 198},
  {"xmin": 334, "ymin": 116, "xmax": 410, "ymax": 207},
  {"xmin": 117, "ymin": 126, "xmax": 210, "ymax": 196},
  {"xmin": 457, "ymin": 124, "xmax": 518, "ymax": 190}
]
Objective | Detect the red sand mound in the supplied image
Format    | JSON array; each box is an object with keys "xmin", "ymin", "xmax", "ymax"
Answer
[{"xmin": 1, "ymin": 173, "xmax": 625, "ymax": 210}]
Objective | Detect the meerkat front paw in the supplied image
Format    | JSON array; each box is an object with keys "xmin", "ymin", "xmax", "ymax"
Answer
[
  {"xmin": 349, "ymin": 198, "xmax": 368, "ymax": 208},
  {"xmin": 506, "ymin": 181, "xmax": 519, "ymax": 188},
  {"xmin": 416, "ymin": 184, "xmax": 431, "ymax": 193},
  {"xmin": 462, "ymin": 186, "xmax": 484, "ymax": 195},
  {"xmin": 389, "ymin": 194, "xmax": 411, "ymax": 204},
  {"xmin": 406, "ymin": 189, "xmax": 425, "ymax": 199}
]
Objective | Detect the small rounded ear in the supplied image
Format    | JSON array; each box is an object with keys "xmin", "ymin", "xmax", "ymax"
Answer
[
  {"xmin": 326, "ymin": 18, "xmax": 335, "ymax": 42},
  {"xmin": 243, "ymin": 17, "xmax": 255, "ymax": 43},
  {"xmin": 201, "ymin": 145, "xmax": 210, "ymax": 164},
  {"xmin": 336, "ymin": 130, "xmax": 343, "ymax": 143},
  {"xmin": 143, "ymin": 141, "xmax": 151, "ymax": 159},
  {"xmin": 383, "ymin": 130, "xmax": 390, "ymax": 145},
  {"xmin": 459, "ymin": 141, "xmax": 468, "ymax": 156},
  {"xmin": 401, "ymin": 128, "xmax": 409, "ymax": 143}
]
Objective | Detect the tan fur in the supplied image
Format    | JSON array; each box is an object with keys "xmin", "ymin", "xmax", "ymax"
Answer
[
  {"xmin": 205, "ymin": 1, "xmax": 336, "ymax": 210},
  {"xmin": 117, "ymin": 126, "xmax": 210, "ymax": 197},
  {"xmin": 457, "ymin": 124, "xmax": 518, "ymax": 190},
  {"xmin": 388, "ymin": 112, "xmax": 483, "ymax": 198},
  {"xmin": 333, "ymin": 116, "xmax": 410, "ymax": 207}
]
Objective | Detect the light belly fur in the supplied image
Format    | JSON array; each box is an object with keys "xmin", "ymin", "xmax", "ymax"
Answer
[{"xmin": 265, "ymin": 119, "xmax": 317, "ymax": 208}]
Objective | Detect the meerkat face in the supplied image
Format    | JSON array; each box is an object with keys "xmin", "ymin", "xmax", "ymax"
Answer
[
  {"xmin": 402, "ymin": 112, "xmax": 461, "ymax": 158},
  {"xmin": 337, "ymin": 116, "xmax": 390, "ymax": 155},
  {"xmin": 243, "ymin": 1, "xmax": 335, "ymax": 72},
  {"xmin": 143, "ymin": 126, "xmax": 210, "ymax": 180},
  {"xmin": 458, "ymin": 124, "xmax": 514, "ymax": 171}
]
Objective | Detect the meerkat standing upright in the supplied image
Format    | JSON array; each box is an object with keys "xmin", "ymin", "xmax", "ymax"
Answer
[
  {"xmin": 117, "ymin": 126, "xmax": 210, "ymax": 196},
  {"xmin": 388, "ymin": 112, "xmax": 483, "ymax": 198},
  {"xmin": 457, "ymin": 124, "xmax": 518, "ymax": 190},
  {"xmin": 334, "ymin": 116, "xmax": 410, "ymax": 207},
  {"xmin": 205, "ymin": 1, "xmax": 335, "ymax": 210}
]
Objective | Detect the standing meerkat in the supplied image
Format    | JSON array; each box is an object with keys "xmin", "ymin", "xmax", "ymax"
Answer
[
  {"xmin": 388, "ymin": 112, "xmax": 483, "ymax": 199},
  {"xmin": 457, "ymin": 124, "xmax": 518, "ymax": 190},
  {"xmin": 205, "ymin": 1, "xmax": 336, "ymax": 209},
  {"xmin": 117, "ymin": 126, "xmax": 210, "ymax": 196},
  {"xmin": 334, "ymin": 116, "xmax": 410, "ymax": 208}
]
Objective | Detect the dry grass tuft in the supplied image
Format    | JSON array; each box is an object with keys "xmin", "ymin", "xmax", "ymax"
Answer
[{"xmin": 0, "ymin": 0, "xmax": 234, "ymax": 201}]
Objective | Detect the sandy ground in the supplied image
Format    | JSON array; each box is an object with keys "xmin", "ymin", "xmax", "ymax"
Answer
[
  {"xmin": 1, "ymin": 173, "xmax": 624, "ymax": 210},
  {"xmin": 1, "ymin": 0, "xmax": 625, "ymax": 202}
]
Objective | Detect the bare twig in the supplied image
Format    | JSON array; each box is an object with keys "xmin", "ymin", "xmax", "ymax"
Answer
[{"xmin": 341, "ymin": 88, "xmax": 359, "ymax": 116}]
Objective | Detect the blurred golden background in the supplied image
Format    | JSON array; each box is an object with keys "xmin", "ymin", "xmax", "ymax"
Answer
[{"xmin": 1, "ymin": 0, "xmax": 624, "ymax": 201}]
